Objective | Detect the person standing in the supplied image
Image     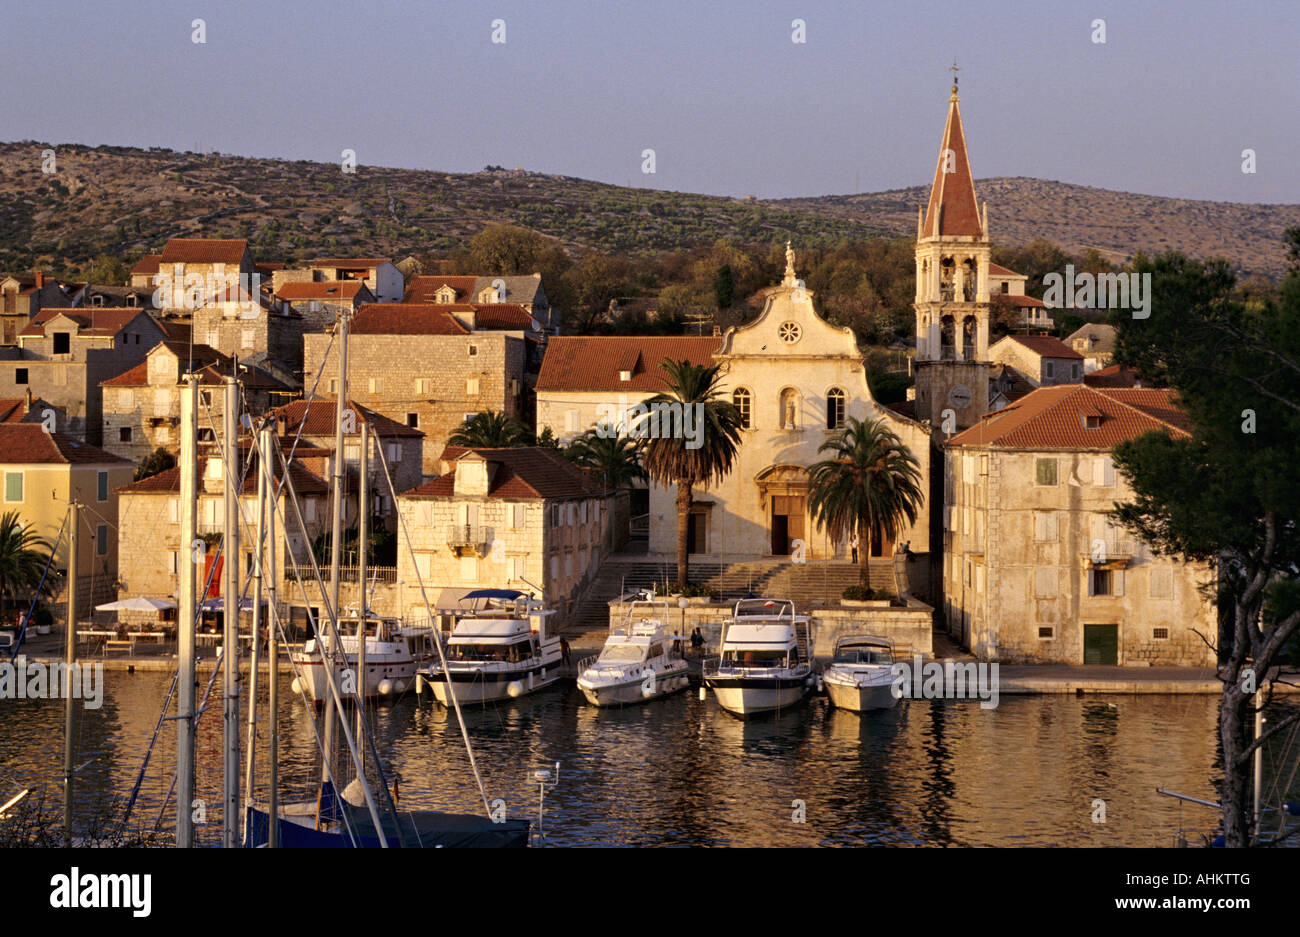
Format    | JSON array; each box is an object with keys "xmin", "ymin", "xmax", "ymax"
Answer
[{"xmin": 850, "ymin": 535, "xmax": 860, "ymax": 564}]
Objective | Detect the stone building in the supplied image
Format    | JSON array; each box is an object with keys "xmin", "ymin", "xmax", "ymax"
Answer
[
  {"xmin": 273, "ymin": 280, "xmax": 375, "ymax": 331},
  {"xmin": 0, "ymin": 425, "xmax": 134, "ymax": 619},
  {"xmin": 0, "ymin": 307, "xmax": 168, "ymax": 444},
  {"xmin": 1, "ymin": 272, "xmax": 81, "ymax": 344},
  {"xmin": 99, "ymin": 341, "xmax": 291, "ymax": 463},
  {"xmin": 1065, "ymin": 322, "xmax": 1118, "ymax": 372},
  {"xmin": 405, "ymin": 273, "xmax": 553, "ymax": 330},
  {"xmin": 303, "ymin": 304, "xmax": 536, "ymax": 476},
  {"xmin": 307, "ymin": 257, "xmax": 404, "ymax": 303},
  {"xmin": 395, "ymin": 446, "xmax": 610, "ymax": 626},
  {"xmin": 989, "ymin": 335, "xmax": 1084, "ymax": 388},
  {"xmin": 189, "ymin": 283, "xmax": 304, "ymax": 388},
  {"xmin": 942, "ymin": 384, "xmax": 1215, "ymax": 665}
]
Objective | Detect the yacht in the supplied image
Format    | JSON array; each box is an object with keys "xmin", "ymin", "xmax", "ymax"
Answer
[
  {"xmin": 576, "ymin": 600, "xmax": 690, "ymax": 706},
  {"xmin": 290, "ymin": 610, "xmax": 437, "ymax": 705},
  {"xmin": 703, "ymin": 598, "xmax": 815, "ymax": 717},
  {"xmin": 822, "ymin": 634, "xmax": 900, "ymax": 712},
  {"xmin": 418, "ymin": 589, "xmax": 561, "ymax": 705}
]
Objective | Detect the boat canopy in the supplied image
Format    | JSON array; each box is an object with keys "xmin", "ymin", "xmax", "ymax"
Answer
[
  {"xmin": 449, "ymin": 617, "xmax": 532, "ymax": 642},
  {"xmin": 721, "ymin": 623, "xmax": 797, "ymax": 649}
]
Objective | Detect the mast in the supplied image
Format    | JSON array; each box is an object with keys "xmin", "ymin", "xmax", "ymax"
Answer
[
  {"xmin": 243, "ymin": 414, "xmax": 265, "ymax": 842},
  {"xmin": 62, "ymin": 501, "xmax": 79, "ymax": 848},
  {"xmin": 176, "ymin": 373, "xmax": 198, "ymax": 848},
  {"xmin": 263, "ymin": 424, "xmax": 279, "ymax": 847},
  {"xmin": 222, "ymin": 374, "xmax": 241, "ymax": 849},
  {"xmin": 321, "ymin": 310, "xmax": 349, "ymax": 798},
  {"xmin": 356, "ymin": 422, "xmax": 368, "ymax": 771}
]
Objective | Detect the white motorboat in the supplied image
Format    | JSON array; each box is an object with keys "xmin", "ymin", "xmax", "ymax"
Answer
[
  {"xmin": 703, "ymin": 598, "xmax": 815, "ymax": 717},
  {"xmin": 290, "ymin": 611, "xmax": 437, "ymax": 705},
  {"xmin": 823, "ymin": 634, "xmax": 900, "ymax": 712},
  {"xmin": 418, "ymin": 589, "xmax": 561, "ymax": 705},
  {"xmin": 576, "ymin": 600, "xmax": 690, "ymax": 706}
]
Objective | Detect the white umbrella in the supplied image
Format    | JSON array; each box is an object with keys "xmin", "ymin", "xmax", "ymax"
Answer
[{"xmin": 95, "ymin": 597, "xmax": 178, "ymax": 612}]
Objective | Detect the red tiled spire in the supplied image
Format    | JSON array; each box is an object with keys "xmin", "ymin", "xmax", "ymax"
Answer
[{"xmin": 921, "ymin": 82, "xmax": 982, "ymax": 239}]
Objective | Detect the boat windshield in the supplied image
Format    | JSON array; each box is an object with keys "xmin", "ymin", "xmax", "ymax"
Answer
[
  {"xmin": 448, "ymin": 641, "xmax": 533, "ymax": 662},
  {"xmin": 597, "ymin": 644, "xmax": 645, "ymax": 663},
  {"xmin": 833, "ymin": 646, "xmax": 892, "ymax": 665},
  {"xmin": 721, "ymin": 649, "xmax": 788, "ymax": 668}
]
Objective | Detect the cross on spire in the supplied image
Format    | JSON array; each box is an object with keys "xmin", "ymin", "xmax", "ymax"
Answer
[{"xmin": 949, "ymin": 61, "xmax": 960, "ymax": 94}]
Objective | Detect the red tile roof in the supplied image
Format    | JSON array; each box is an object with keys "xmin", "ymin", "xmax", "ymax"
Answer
[
  {"xmin": 118, "ymin": 454, "xmax": 328, "ymax": 495},
  {"xmin": 19, "ymin": 307, "xmax": 154, "ymax": 338},
  {"xmin": 536, "ymin": 336, "xmax": 720, "ymax": 392},
  {"xmin": 348, "ymin": 303, "xmax": 469, "ymax": 335},
  {"xmin": 404, "ymin": 275, "xmax": 477, "ymax": 303},
  {"xmin": 1001, "ymin": 334, "xmax": 1083, "ymax": 359},
  {"xmin": 131, "ymin": 255, "xmax": 161, "ymax": 276},
  {"xmin": 268, "ymin": 399, "xmax": 423, "ymax": 438},
  {"xmin": 275, "ymin": 281, "xmax": 368, "ymax": 301},
  {"xmin": 1007, "ymin": 294, "xmax": 1046, "ymax": 308},
  {"xmin": 310, "ymin": 257, "xmax": 391, "ymax": 268},
  {"xmin": 987, "ymin": 262, "xmax": 1024, "ymax": 277},
  {"xmin": 158, "ymin": 238, "xmax": 249, "ymax": 265},
  {"xmin": 0, "ymin": 398, "xmax": 39, "ymax": 423},
  {"xmin": 947, "ymin": 384, "xmax": 1188, "ymax": 449},
  {"xmin": 0, "ymin": 425, "xmax": 131, "ymax": 465},
  {"xmin": 1084, "ymin": 364, "xmax": 1146, "ymax": 389},
  {"xmin": 921, "ymin": 95, "xmax": 982, "ymax": 238},
  {"xmin": 469, "ymin": 303, "xmax": 536, "ymax": 330},
  {"xmin": 403, "ymin": 447, "xmax": 603, "ymax": 500}
]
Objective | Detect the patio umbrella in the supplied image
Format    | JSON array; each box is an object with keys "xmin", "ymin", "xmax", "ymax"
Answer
[
  {"xmin": 200, "ymin": 597, "xmax": 259, "ymax": 613},
  {"xmin": 95, "ymin": 597, "xmax": 178, "ymax": 612}
]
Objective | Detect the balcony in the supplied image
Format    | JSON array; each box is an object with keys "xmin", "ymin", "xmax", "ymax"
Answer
[{"xmin": 446, "ymin": 525, "xmax": 490, "ymax": 557}]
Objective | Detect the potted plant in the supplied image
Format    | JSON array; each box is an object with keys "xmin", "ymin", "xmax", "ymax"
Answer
[
  {"xmin": 841, "ymin": 585, "xmax": 893, "ymax": 608},
  {"xmin": 33, "ymin": 605, "xmax": 53, "ymax": 635}
]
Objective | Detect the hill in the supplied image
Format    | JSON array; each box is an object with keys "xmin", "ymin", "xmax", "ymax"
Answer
[{"xmin": 1, "ymin": 142, "xmax": 1296, "ymax": 279}]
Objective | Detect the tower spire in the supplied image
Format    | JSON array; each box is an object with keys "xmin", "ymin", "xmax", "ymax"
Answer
[{"xmin": 921, "ymin": 77, "xmax": 981, "ymax": 239}]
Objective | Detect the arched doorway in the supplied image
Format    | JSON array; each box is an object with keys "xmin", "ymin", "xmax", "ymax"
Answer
[{"xmin": 756, "ymin": 465, "xmax": 809, "ymax": 557}]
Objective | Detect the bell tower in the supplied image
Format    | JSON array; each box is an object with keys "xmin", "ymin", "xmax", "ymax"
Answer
[{"xmin": 913, "ymin": 68, "xmax": 991, "ymax": 431}]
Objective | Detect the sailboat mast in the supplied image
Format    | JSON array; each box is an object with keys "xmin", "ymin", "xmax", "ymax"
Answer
[
  {"xmin": 62, "ymin": 501, "xmax": 79, "ymax": 847},
  {"xmin": 262, "ymin": 424, "xmax": 279, "ymax": 847},
  {"xmin": 176, "ymin": 373, "xmax": 198, "ymax": 848},
  {"xmin": 356, "ymin": 422, "xmax": 368, "ymax": 769},
  {"xmin": 322, "ymin": 310, "xmax": 349, "ymax": 791},
  {"xmin": 222, "ymin": 374, "xmax": 241, "ymax": 849},
  {"xmin": 243, "ymin": 413, "xmax": 265, "ymax": 841}
]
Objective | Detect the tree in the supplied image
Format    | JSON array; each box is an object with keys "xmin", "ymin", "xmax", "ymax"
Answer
[
  {"xmin": 467, "ymin": 225, "xmax": 550, "ymax": 275},
  {"xmin": 448, "ymin": 410, "xmax": 531, "ymax": 448},
  {"xmin": 565, "ymin": 430, "xmax": 645, "ymax": 489},
  {"xmin": 0, "ymin": 511, "xmax": 56, "ymax": 612},
  {"xmin": 1108, "ymin": 249, "xmax": 1300, "ymax": 847},
  {"xmin": 806, "ymin": 418, "xmax": 925, "ymax": 587},
  {"xmin": 564, "ymin": 253, "xmax": 634, "ymax": 333},
  {"xmin": 85, "ymin": 254, "xmax": 129, "ymax": 286},
  {"xmin": 640, "ymin": 360, "xmax": 743, "ymax": 589},
  {"xmin": 133, "ymin": 447, "xmax": 176, "ymax": 482},
  {"xmin": 712, "ymin": 264, "xmax": 735, "ymax": 310}
]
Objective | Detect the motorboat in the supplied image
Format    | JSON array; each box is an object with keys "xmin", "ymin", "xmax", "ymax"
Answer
[
  {"xmin": 703, "ymin": 598, "xmax": 815, "ymax": 717},
  {"xmin": 290, "ymin": 610, "xmax": 437, "ymax": 705},
  {"xmin": 576, "ymin": 600, "xmax": 690, "ymax": 706},
  {"xmin": 418, "ymin": 589, "xmax": 561, "ymax": 705},
  {"xmin": 822, "ymin": 634, "xmax": 899, "ymax": 712}
]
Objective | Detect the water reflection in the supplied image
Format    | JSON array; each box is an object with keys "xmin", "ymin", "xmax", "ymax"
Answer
[{"xmin": 1, "ymin": 672, "xmax": 1294, "ymax": 847}]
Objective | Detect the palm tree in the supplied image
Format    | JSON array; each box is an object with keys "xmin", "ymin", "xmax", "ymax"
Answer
[
  {"xmin": 564, "ymin": 430, "xmax": 645, "ymax": 490},
  {"xmin": 0, "ymin": 511, "xmax": 56, "ymax": 614},
  {"xmin": 807, "ymin": 417, "xmax": 925, "ymax": 588},
  {"xmin": 448, "ymin": 410, "xmax": 531, "ymax": 448},
  {"xmin": 641, "ymin": 360, "xmax": 743, "ymax": 589}
]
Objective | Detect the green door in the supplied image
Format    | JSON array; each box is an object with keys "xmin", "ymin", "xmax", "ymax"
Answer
[{"xmin": 1083, "ymin": 624, "xmax": 1119, "ymax": 665}]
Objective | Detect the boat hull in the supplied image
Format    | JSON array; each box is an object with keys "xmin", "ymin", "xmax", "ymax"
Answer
[
  {"xmin": 423, "ymin": 659, "xmax": 563, "ymax": 705},
  {"xmin": 290, "ymin": 655, "xmax": 421, "ymax": 704},
  {"xmin": 824, "ymin": 676, "xmax": 899, "ymax": 712},
  {"xmin": 705, "ymin": 674, "xmax": 811, "ymax": 716},
  {"xmin": 577, "ymin": 665, "xmax": 691, "ymax": 707}
]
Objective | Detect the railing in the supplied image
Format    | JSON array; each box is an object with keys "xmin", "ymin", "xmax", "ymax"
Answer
[
  {"xmin": 284, "ymin": 564, "xmax": 397, "ymax": 584},
  {"xmin": 446, "ymin": 525, "xmax": 488, "ymax": 552}
]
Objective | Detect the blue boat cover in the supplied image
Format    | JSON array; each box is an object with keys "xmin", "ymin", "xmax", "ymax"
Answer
[{"xmin": 243, "ymin": 804, "xmax": 530, "ymax": 848}]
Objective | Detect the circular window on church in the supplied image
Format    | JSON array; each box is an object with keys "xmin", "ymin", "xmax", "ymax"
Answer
[{"xmin": 778, "ymin": 322, "xmax": 802, "ymax": 344}]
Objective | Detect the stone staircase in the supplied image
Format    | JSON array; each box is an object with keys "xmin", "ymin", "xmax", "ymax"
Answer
[{"xmin": 565, "ymin": 554, "xmax": 898, "ymax": 634}]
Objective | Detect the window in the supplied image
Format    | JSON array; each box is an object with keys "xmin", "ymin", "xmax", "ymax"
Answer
[
  {"xmin": 415, "ymin": 378, "xmax": 430, "ymax": 394},
  {"xmin": 1038, "ymin": 627, "xmax": 1054, "ymax": 639},
  {"xmin": 1095, "ymin": 457, "xmax": 1115, "ymax": 486},
  {"xmin": 406, "ymin": 413, "xmax": 419, "ymax": 428},
  {"xmin": 387, "ymin": 443, "xmax": 401, "ymax": 463},
  {"xmin": 93, "ymin": 524, "xmax": 107, "ymax": 555},
  {"xmin": 1033, "ymin": 511, "xmax": 1058, "ymax": 542},
  {"xmin": 369, "ymin": 378, "xmax": 380, "ymax": 394},
  {"xmin": 305, "ymin": 498, "xmax": 316, "ymax": 522},
  {"xmin": 14, "ymin": 368, "xmax": 27, "ymax": 385},
  {"xmin": 1035, "ymin": 458, "xmax": 1058, "ymax": 486},
  {"xmin": 552, "ymin": 504, "xmax": 561, "ymax": 528},
  {"xmin": 169, "ymin": 551, "xmax": 179, "ymax": 574},
  {"xmin": 1071, "ymin": 363, "xmax": 1080, "ymax": 380},
  {"xmin": 4, "ymin": 472, "xmax": 22, "ymax": 502},
  {"xmin": 468, "ymin": 344, "xmax": 477, "ymax": 357},
  {"xmin": 1001, "ymin": 282, "xmax": 1009, "ymax": 294},
  {"xmin": 119, "ymin": 427, "xmax": 133, "ymax": 443},
  {"xmin": 329, "ymin": 379, "xmax": 338, "ymax": 394},
  {"xmin": 197, "ymin": 428, "xmax": 215, "ymax": 442},
  {"xmin": 512, "ymin": 504, "xmax": 525, "ymax": 528},
  {"xmin": 240, "ymin": 329, "xmax": 254, "ymax": 348},
  {"xmin": 732, "ymin": 388, "xmax": 751, "ymax": 428},
  {"xmin": 826, "ymin": 388, "xmax": 846, "ymax": 429},
  {"xmin": 1088, "ymin": 568, "xmax": 1113, "ymax": 596},
  {"xmin": 777, "ymin": 321, "xmax": 802, "ymax": 344},
  {"xmin": 97, "ymin": 470, "xmax": 108, "ymax": 502},
  {"xmin": 168, "ymin": 498, "xmax": 179, "ymax": 522},
  {"xmin": 466, "ymin": 378, "xmax": 480, "ymax": 396},
  {"xmin": 53, "ymin": 332, "xmax": 70, "ymax": 355},
  {"xmin": 1149, "ymin": 567, "xmax": 1174, "ymax": 599},
  {"xmin": 1152, "ymin": 628, "xmax": 1169, "ymax": 640},
  {"xmin": 1034, "ymin": 568, "xmax": 1056, "ymax": 597},
  {"xmin": 1044, "ymin": 361, "xmax": 1055, "ymax": 380}
]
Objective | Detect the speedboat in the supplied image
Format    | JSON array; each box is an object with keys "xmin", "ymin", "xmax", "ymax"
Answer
[
  {"xmin": 290, "ymin": 610, "xmax": 437, "ymax": 705},
  {"xmin": 822, "ymin": 634, "xmax": 899, "ymax": 712},
  {"xmin": 576, "ymin": 600, "xmax": 690, "ymax": 706},
  {"xmin": 703, "ymin": 598, "xmax": 815, "ymax": 717},
  {"xmin": 418, "ymin": 589, "xmax": 561, "ymax": 705}
]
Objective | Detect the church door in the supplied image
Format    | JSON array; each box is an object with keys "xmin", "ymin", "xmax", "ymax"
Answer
[{"xmin": 770, "ymin": 496, "xmax": 806, "ymax": 556}]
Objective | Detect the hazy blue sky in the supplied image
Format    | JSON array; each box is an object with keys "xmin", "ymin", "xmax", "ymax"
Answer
[{"xmin": 3, "ymin": 0, "xmax": 1297, "ymax": 203}]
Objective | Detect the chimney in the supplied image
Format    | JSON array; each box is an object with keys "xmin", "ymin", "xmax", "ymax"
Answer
[
  {"xmin": 34, "ymin": 271, "xmax": 44, "ymax": 289},
  {"xmin": 23, "ymin": 387, "xmax": 32, "ymax": 409}
]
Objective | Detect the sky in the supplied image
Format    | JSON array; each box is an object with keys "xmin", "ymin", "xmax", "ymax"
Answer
[{"xmin": 2, "ymin": 0, "xmax": 1297, "ymax": 204}]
